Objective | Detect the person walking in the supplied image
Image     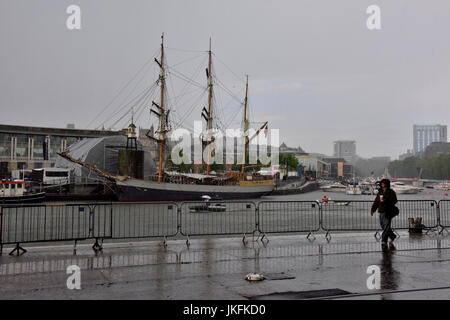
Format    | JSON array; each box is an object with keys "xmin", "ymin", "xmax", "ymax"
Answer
[{"xmin": 370, "ymin": 179, "xmax": 398, "ymax": 250}]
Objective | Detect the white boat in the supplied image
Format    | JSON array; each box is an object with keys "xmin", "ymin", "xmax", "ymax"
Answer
[
  {"xmin": 320, "ymin": 182, "xmax": 347, "ymax": 193},
  {"xmin": 433, "ymin": 182, "xmax": 450, "ymax": 191},
  {"xmin": 360, "ymin": 182, "xmax": 377, "ymax": 195},
  {"xmin": 0, "ymin": 180, "xmax": 46, "ymax": 204},
  {"xmin": 319, "ymin": 200, "xmax": 350, "ymax": 206},
  {"xmin": 391, "ymin": 181, "xmax": 420, "ymax": 194},
  {"xmin": 346, "ymin": 184, "xmax": 362, "ymax": 195}
]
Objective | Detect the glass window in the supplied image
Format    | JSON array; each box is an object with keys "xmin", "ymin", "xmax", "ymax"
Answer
[
  {"xmin": 16, "ymin": 134, "xmax": 29, "ymax": 158},
  {"xmin": 45, "ymin": 171, "xmax": 68, "ymax": 177},
  {"xmin": 50, "ymin": 136, "xmax": 62, "ymax": 158},
  {"xmin": 33, "ymin": 135, "xmax": 45, "ymax": 158},
  {"xmin": 0, "ymin": 133, "xmax": 12, "ymax": 157}
]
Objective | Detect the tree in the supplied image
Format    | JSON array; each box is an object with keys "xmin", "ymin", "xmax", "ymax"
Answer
[
  {"xmin": 388, "ymin": 154, "xmax": 450, "ymax": 179},
  {"xmin": 279, "ymin": 154, "xmax": 300, "ymax": 172}
]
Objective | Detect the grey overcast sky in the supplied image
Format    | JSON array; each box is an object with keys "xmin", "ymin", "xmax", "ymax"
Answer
[{"xmin": 1, "ymin": 0, "xmax": 449, "ymax": 159}]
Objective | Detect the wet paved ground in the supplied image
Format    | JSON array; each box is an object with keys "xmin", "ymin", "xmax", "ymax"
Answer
[{"xmin": 1, "ymin": 230, "xmax": 450, "ymax": 299}]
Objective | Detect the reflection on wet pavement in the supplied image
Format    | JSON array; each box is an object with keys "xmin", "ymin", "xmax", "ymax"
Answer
[{"xmin": 1, "ymin": 231, "xmax": 450, "ymax": 299}]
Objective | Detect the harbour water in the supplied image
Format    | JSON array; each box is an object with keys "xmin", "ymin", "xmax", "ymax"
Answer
[
  {"xmin": 31, "ymin": 187, "xmax": 450, "ymax": 206},
  {"xmin": 263, "ymin": 188, "xmax": 449, "ymax": 202}
]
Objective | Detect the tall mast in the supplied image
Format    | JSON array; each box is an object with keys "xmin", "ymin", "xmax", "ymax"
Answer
[
  {"xmin": 241, "ymin": 75, "xmax": 249, "ymax": 174},
  {"xmin": 206, "ymin": 38, "xmax": 213, "ymax": 175},
  {"xmin": 157, "ymin": 33, "xmax": 166, "ymax": 182}
]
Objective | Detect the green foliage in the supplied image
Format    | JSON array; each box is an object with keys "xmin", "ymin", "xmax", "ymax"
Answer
[
  {"xmin": 388, "ymin": 154, "xmax": 450, "ymax": 179},
  {"xmin": 279, "ymin": 153, "xmax": 300, "ymax": 171}
]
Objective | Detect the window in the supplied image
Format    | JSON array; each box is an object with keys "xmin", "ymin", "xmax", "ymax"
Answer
[
  {"xmin": 16, "ymin": 135, "xmax": 29, "ymax": 158},
  {"xmin": 33, "ymin": 135, "xmax": 45, "ymax": 158},
  {"xmin": 50, "ymin": 136, "xmax": 62, "ymax": 158},
  {"xmin": 0, "ymin": 133, "xmax": 11, "ymax": 157},
  {"xmin": 45, "ymin": 171, "xmax": 69, "ymax": 177}
]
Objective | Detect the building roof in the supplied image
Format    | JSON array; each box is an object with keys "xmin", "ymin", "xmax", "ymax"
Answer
[
  {"xmin": 279, "ymin": 142, "xmax": 306, "ymax": 154},
  {"xmin": 0, "ymin": 124, "xmax": 124, "ymax": 137}
]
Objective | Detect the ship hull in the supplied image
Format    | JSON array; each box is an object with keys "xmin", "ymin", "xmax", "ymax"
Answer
[
  {"xmin": 115, "ymin": 179, "xmax": 274, "ymax": 201},
  {"xmin": 0, "ymin": 192, "xmax": 46, "ymax": 204}
]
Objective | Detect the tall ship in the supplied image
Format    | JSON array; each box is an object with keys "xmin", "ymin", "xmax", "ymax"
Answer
[{"xmin": 59, "ymin": 34, "xmax": 275, "ymax": 201}]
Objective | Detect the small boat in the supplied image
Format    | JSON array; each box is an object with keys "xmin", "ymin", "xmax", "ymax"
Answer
[
  {"xmin": 318, "ymin": 197, "xmax": 350, "ymax": 206},
  {"xmin": 0, "ymin": 180, "xmax": 45, "ymax": 204},
  {"xmin": 189, "ymin": 203, "xmax": 227, "ymax": 212},
  {"xmin": 346, "ymin": 184, "xmax": 362, "ymax": 195},
  {"xmin": 433, "ymin": 182, "xmax": 450, "ymax": 191},
  {"xmin": 189, "ymin": 195, "xmax": 227, "ymax": 212},
  {"xmin": 320, "ymin": 182, "xmax": 347, "ymax": 193},
  {"xmin": 320, "ymin": 200, "xmax": 350, "ymax": 206},
  {"xmin": 391, "ymin": 181, "xmax": 420, "ymax": 194},
  {"xmin": 358, "ymin": 181, "xmax": 377, "ymax": 195}
]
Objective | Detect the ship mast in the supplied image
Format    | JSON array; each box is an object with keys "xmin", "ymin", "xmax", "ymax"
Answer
[
  {"xmin": 241, "ymin": 75, "xmax": 249, "ymax": 174},
  {"xmin": 149, "ymin": 33, "xmax": 167, "ymax": 183},
  {"xmin": 206, "ymin": 38, "xmax": 213, "ymax": 175}
]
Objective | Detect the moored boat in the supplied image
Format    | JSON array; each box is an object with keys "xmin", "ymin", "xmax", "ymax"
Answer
[
  {"xmin": 391, "ymin": 181, "xmax": 420, "ymax": 194},
  {"xmin": 320, "ymin": 182, "xmax": 347, "ymax": 193},
  {"xmin": 0, "ymin": 180, "xmax": 45, "ymax": 204}
]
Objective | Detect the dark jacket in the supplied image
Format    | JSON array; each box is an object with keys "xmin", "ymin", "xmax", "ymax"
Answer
[{"xmin": 371, "ymin": 179, "xmax": 398, "ymax": 214}]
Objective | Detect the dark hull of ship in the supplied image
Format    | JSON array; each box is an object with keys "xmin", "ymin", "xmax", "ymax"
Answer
[
  {"xmin": 114, "ymin": 179, "xmax": 274, "ymax": 201},
  {"xmin": 0, "ymin": 192, "xmax": 46, "ymax": 204}
]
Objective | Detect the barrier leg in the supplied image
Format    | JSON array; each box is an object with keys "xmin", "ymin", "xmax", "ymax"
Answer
[
  {"xmin": 425, "ymin": 227, "xmax": 438, "ymax": 235},
  {"xmin": 260, "ymin": 233, "xmax": 269, "ymax": 244},
  {"xmin": 439, "ymin": 226, "xmax": 450, "ymax": 236},
  {"xmin": 9, "ymin": 243, "xmax": 27, "ymax": 256},
  {"xmin": 186, "ymin": 235, "xmax": 190, "ymax": 247},
  {"xmin": 242, "ymin": 233, "xmax": 248, "ymax": 245},
  {"xmin": 307, "ymin": 231, "xmax": 316, "ymax": 242},
  {"xmin": 374, "ymin": 231, "xmax": 381, "ymax": 241},
  {"xmin": 92, "ymin": 238, "xmax": 103, "ymax": 252}
]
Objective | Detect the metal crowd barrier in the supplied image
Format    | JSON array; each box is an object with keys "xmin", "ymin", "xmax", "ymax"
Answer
[
  {"xmin": 180, "ymin": 201, "xmax": 257, "ymax": 242},
  {"xmin": 320, "ymin": 200, "xmax": 439, "ymax": 233},
  {"xmin": 0, "ymin": 199, "xmax": 448, "ymax": 255},
  {"xmin": 258, "ymin": 201, "xmax": 320, "ymax": 238},
  {"xmin": 439, "ymin": 200, "xmax": 450, "ymax": 233},
  {"xmin": 106, "ymin": 202, "xmax": 178, "ymax": 240},
  {"xmin": 321, "ymin": 200, "xmax": 377, "ymax": 232},
  {"xmin": 394, "ymin": 200, "xmax": 439, "ymax": 231},
  {"xmin": 0, "ymin": 203, "xmax": 94, "ymax": 255}
]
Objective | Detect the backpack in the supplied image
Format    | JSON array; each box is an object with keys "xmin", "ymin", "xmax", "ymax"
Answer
[{"xmin": 387, "ymin": 205, "xmax": 399, "ymax": 218}]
